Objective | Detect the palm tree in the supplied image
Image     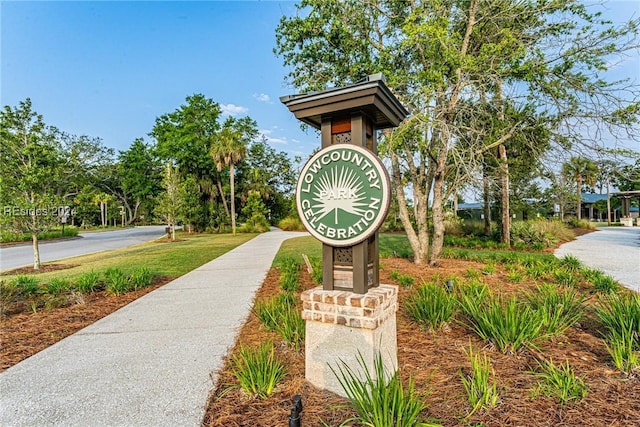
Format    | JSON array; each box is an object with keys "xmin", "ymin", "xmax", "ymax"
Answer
[
  {"xmin": 562, "ymin": 157, "xmax": 598, "ymax": 220},
  {"xmin": 210, "ymin": 126, "xmax": 246, "ymax": 234},
  {"xmin": 245, "ymin": 168, "xmax": 272, "ymax": 200},
  {"xmin": 92, "ymin": 192, "xmax": 113, "ymax": 227}
]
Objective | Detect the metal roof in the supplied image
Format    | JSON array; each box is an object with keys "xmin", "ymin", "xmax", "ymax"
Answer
[
  {"xmin": 279, "ymin": 74, "xmax": 409, "ymax": 130},
  {"xmin": 581, "ymin": 193, "xmax": 608, "ymax": 204}
]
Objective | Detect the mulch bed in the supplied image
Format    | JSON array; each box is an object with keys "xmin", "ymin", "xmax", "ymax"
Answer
[
  {"xmin": 0, "ymin": 277, "xmax": 173, "ymax": 372},
  {"xmin": 203, "ymin": 258, "xmax": 640, "ymax": 427},
  {"xmin": 2, "ymin": 263, "xmax": 79, "ymax": 275}
]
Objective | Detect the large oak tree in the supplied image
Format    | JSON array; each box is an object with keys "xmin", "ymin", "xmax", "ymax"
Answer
[{"xmin": 276, "ymin": 0, "xmax": 639, "ymax": 264}]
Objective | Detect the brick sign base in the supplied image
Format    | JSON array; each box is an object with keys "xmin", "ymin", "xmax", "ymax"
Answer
[{"xmin": 301, "ymin": 284, "xmax": 398, "ymax": 397}]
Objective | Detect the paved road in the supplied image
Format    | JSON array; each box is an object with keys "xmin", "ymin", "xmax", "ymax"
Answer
[
  {"xmin": 555, "ymin": 226, "xmax": 640, "ymax": 293},
  {"xmin": 0, "ymin": 226, "xmax": 167, "ymax": 271}
]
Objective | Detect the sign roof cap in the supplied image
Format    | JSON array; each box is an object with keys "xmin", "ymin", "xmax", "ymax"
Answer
[{"xmin": 280, "ymin": 74, "xmax": 408, "ymax": 130}]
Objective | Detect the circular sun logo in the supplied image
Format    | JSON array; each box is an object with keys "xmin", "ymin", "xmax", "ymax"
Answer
[{"xmin": 296, "ymin": 144, "xmax": 390, "ymax": 246}]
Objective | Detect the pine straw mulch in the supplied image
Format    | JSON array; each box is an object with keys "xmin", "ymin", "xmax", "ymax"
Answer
[
  {"xmin": 0, "ymin": 277, "xmax": 173, "ymax": 372},
  {"xmin": 203, "ymin": 258, "xmax": 640, "ymax": 427},
  {"xmin": 2, "ymin": 263, "xmax": 79, "ymax": 275}
]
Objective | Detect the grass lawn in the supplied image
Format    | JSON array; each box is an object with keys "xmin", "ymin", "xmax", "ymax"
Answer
[
  {"xmin": 272, "ymin": 233, "xmax": 413, "ymax": 267},
  {"xmin": 1, "ymin": 232, "xmax": 257, "ymax": 282}
]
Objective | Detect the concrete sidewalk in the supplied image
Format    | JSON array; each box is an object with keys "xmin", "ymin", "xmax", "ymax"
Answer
[
  {"xmin": 555, "ymin": 226, "xmax": 640, "ymax": 293},
  {"xmin": 0, "ymin": 230, "xmax": 307, "ymax": 427}
]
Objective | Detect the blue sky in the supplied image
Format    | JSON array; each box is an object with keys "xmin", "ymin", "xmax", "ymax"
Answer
[
  {"xmin": 2, "ymin": 0, "xmax": 639, "ymax": 162},
  {"xmin": 1, "ymin": 1, "xmax": 316, "ymax": 159}
]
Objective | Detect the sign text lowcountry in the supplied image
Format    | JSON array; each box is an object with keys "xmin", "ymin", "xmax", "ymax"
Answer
[{"xmin": 296, "ymin": 144, "xmax": 390, "ymax": 246}]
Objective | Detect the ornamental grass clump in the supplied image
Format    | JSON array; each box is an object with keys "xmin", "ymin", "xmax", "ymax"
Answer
[
  {"xmin": 460, "ymin": 345, "xmax": 499, "ymax": 417},
  {"xmin": 10, "ymin": 275, "xmax": 40, "ymax": 298},
  {"xmin": 390, "ymin": 270, "xmax": 416, "ymax": 287},
  {"xmin": 525, "ymin": 283, "xmax": 585, "ymax": 337},
  {"xmin": 130, "ymin": 267, "xmax": 154, "ymax": 290},
  {"xmin": 531, "ymin": 359, "xmax": 587, "ymax": 404},
  {"xmin": 309, "ymin": 256, "xmax": 323, "ymax": 285},
  {"xmin": 230, "ymin": 341, "xmax": 286, "ymax": 399},
  {"xmin": 596, "ymin": 293, "xmax": 640, "ymax": 372},
  {"xmin": 253, "ymin": 293, "xmax": 295, "ymax": 332},
  {"xmin": 586, "ymin": 269, "xmax": 619, "ymax": 294},
  {"xmin": 45, "ymin": 278, "xmax": 71, "ymax": 296},
  {"xmin": 104, "ymin": 268, "xmax": 130, "ymax": 295},
  {"xmin": 460, "ymin": 292, "xmax": 545, "ymax": 353},
  {"xmin": 279, "ymin": 257, "xmax": 301, "ymax": 292},
  {"xmin": 405, "ymin": 281, "xmax": 457, "ymax": 331},
  {"xmin": 331, "ymin": 352, "xmax": 435, "ymax": 427},
  {"xmin": 553, "ymin": 269, "xmax": 578, "ymax": 287},
  {"xmin": 274, "ymin": 305, "xmax": 305, "ymax": 350},
  {"xmin": 75, "ymin": 271, "xmax": 101, "ymax": 293},
  {"xmin": 558, "ymin": 255, "xmax": 583, "ymax": 273}
]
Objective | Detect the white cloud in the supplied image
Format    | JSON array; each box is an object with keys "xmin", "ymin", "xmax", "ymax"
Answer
[
  {"xmin": 253, "ymin": 93, "xmax": 271, "ymax": 103},
  {"xmin": 220, "ymin": 103, "xmax": 249, "ymax": 116},
  {"xmin": 259, "ymin": 129, "xmax": 287, "ymax": 144}
]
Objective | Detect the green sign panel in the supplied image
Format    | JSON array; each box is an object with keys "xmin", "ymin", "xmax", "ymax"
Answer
[{"xmin": 296, "ymin": 144, "xmax": 391, "ymax": 246}]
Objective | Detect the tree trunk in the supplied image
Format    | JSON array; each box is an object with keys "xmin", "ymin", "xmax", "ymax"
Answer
[
  {"xmin": 606, "ymin": 179, "xmax": 611, "ymax": 226},
  {"xmin": 230, "ymin": 163, "xmax": 236, "ymax": 235},
  {"xmin": 390, "ymin": 151, "xmax": 429, "ymax": 264},
  {"xmin": 453, "ymin": 192, "xmax": 458, "ymax": 217},
  {"xmin": 217, "ymin": 179, "xmax": 230, "ymax": 218},
  {"xmin": 430, "ymin": 153, "xmax": 448, "ymax": 266},
  {"xmin": 32, "ymin": 232, "xmax": 41, "ymax": 270},
  {"xmin": 498, "ymin": 143, "xmax": 510, "ymax": 245},
  {"xmin": 483, "ymin": 171, "xmax": 491, "ymax": 236},
  {"xmin": 576, "ymin": 176, "xmax": 582, "ymax": 220}
]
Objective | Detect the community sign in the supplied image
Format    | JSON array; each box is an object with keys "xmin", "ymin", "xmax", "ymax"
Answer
[{"xmin": 296, "ymin": 144, "xmax": 391, "ymax": 246}]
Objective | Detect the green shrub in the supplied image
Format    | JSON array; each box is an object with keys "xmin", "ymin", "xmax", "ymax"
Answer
[
  {"xmin": 309, "ymin": 256, "xmax": 323, "ymax": 285},
  {"xmin": 390, "ymin": 270, "xmax": 415, "ymax": 287},
  {"xmin": 558, "ymin": 255, "xmax": 583, "ymax": 273},
  {"xmin": 279, "ymin": 273, "xmax": 300, "ymax": 292},
  {"xmin": 46, "ymin": 278, "xmax": 71, "ymax": 296},
  {"xmin": 604, "ymin": 326, "xmax": 639, "ymax": 373},
  {"xmin": 279, "ymin": 256, "xmax": 300, "ymax": 275},
  {"xmin": 460, "ymin": 293, "xmax": 545, "ymax": 353},
  {"xmin": 239, "ymin": 214, "xmax": 270, "ymax": 233},
  {"xmin": 104, "ymin": 268, "xmax": 131, "ymax": 295},
  {"xmin": 525, "ymin": 284, "xmax": 585, "ymax": 337},
  {"xmin": 480, "ymin": 263, "xmax": 496, "ymax": 276},
  {"xmin": 532, "ymin": 359, "xmax": 587, "ymax": 404},
  {"xmin": 331, "ymin": 352, "xmax": 432, "ymax": 427},
  {"xmin": 10, "ymin": 275, "xmax": 40, "ymax": 298},
  {"xmin": 1, "ymin": 226, "xmax": 79, "ymax": 243},
  {"xmin": 278, "ymin": 216, "xmax": 305, "ymax": 231},
  {"xmin": 0, "ymin": 280, "xmax": 20, "ymax": 302},
  {"xmin": 586, "ymin": 270, "xmax": 619, "ymax": 293},
  {"xmin": 253, "ymin": 294, "xmax": 289, "ymax": 331},
  {"xmin": 566, "ymin": 218, "xmax": 596, "ymax": 230},
  {"xmin": 465, "ymin": 269, "xmax": 481, "ymax": 280},
  {"xmin": 506, "ymin": 269, "xmax": 524, "ymax": 283},
  {"xmin": 405, "ymin": 282, "xmax": 458, "ymax": 331},
  {"xmin": 130, "ymin": 267, "xmax": 154, "ymax": 290},
  {"xmin": 76, "ymin": 271, "xmax": 101, "ymax": 293},
  {"xmin": 279, "ymin": 257, "xmax": 301, "ymax": 292},
  {"xmin": 460, "ymin": 345, "xmax": 499, "ymax": 416},
  {"xmin": 457, "ymin": 281, "xmax": 489, "ymax": 305},
  {"xmin": 274, "ymin": 305, "xmax": 305, "ymax": 350},
  {"xmin": 230, "ymin": 342, "xmax": 286, "ymax": 399},
  {"xmin": 511, "ymin": 220, "xmax": 572, "ymax": 249},
  {"xmin": 596, "ymin": 293, "xmax": 640, "ymax": 372},
  {"xmin": 552, "ymin": 269, "xmax": 578, "ymax": 287}
]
